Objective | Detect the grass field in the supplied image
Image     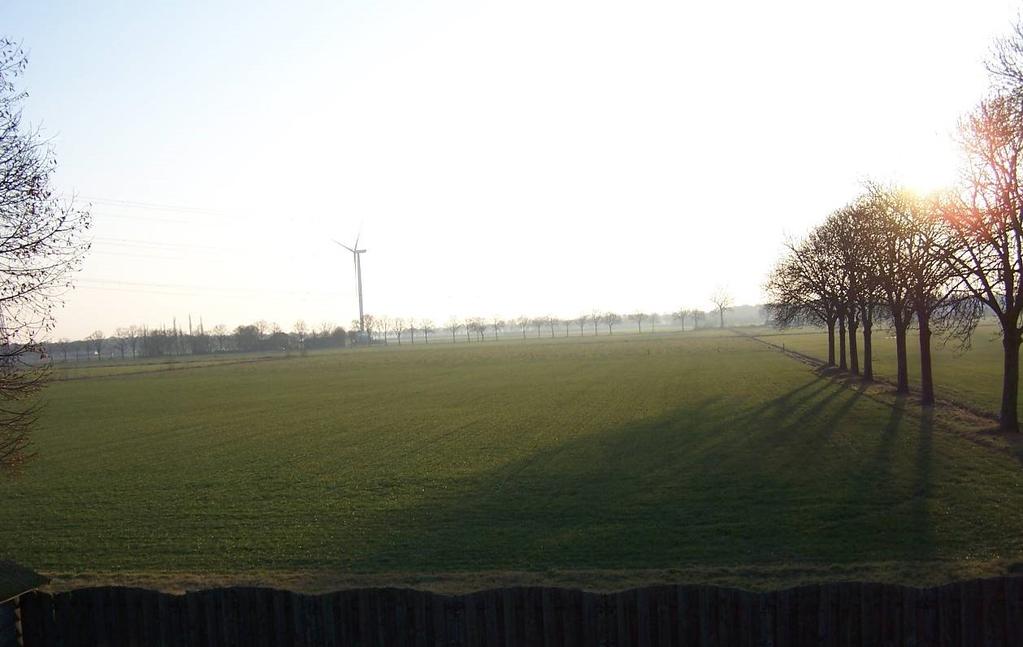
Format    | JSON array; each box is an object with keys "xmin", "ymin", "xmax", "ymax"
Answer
[
  {"xmin": 750, "ymin": 321, "xmax": 1013, "ymax": 417},
  {"xmin": 4, "ymin": 328, "xmax": 1023, "ymax": 592}
]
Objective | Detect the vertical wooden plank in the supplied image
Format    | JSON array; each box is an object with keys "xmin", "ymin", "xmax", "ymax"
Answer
[
  {"xmin": 172, "ymin": 594, "xmax": 189, "ymax": 647},
  {"xmin": 268, "ymin": 589, "xmax": 286, "ymax": 647},
  {"xmin": 393, "ymin": 590, "xmax": 409, "ymax": 647},
  {"xmin": 738, "ymin": 590, "xmax": 755, "ymax": 647},
  {"xmin": 184, "ymin": 591, "xmax": 202, "ymax": 647},
  {"xmin": 936, "ymin": 584, "xmax": 952, "ymax": 647},
  {"xmin": 331, "ymin": 591, "xmax": 351, "ymax": 647},
  {"xmin": 758, "ymin": 591, "xmax": 775, "ymax": 647},
  {"xmin": 699, "ymin": 586, "xmax": 715, "ymax": 647},
  {"xmin": 138, "ymin": 590, "xmax": 159, "ymax": 647},
  {"xmin": 982, "ymin": 577, "xmax": 1005, "ymax": 646},
  {"xmin": 428, "ymin": 591, "xmax": 445, "ymax": 647},
  {"xmin": 796, "ymin": 585, "xmax": 817, "ymax": 647},
  {"xmin": 559, "ymin": 588, "xmax": 579, "ymax": 647},
  {"xmin": 600, "ymin": 592, "xmax": 616, "ymax": 647},
  {"xmin": 715, "ymin": 588, "xmax": 730, "ymax": 647},
  {"xmin": 518, "ymin": 589, "xmax": 537, "ymax": 646},
  {"xmin": 316, "ymin": 593, "xmax": 335, "ymax": 647},
  {"xmin": 540, "ymin": 588, "xmax": 557, "ymax": 647},
  {"xmin": 654, "ymin": 586, "xmax": 672, "ymax": 647},
  {"xmin": 779, "ymin": 587, "xmax": 796, "ymax": 647},
  {"xmin": 16, "ymin": 592, "xmax": 43, "ymax": 647},
  {"xmin": 959, "ymin": 580, "xmax": 977, "ymax": 647},
  {"xmin": 462, "ymin": 592, "xmax": 478, "ymax": 647},
  {"xmin": 675, "ymin": 586, "xmax": 690, "ymax": 647},
  {"xmin": 835, "ymin": 584, "xmax": 852, "ymax": 647},
  {"xmin": 501, "ymin": 589, "xmax": 517, "ymax": 647},
  {"xmin": 616, "ymin": 591, "xmax": 630, "ymax": 647},
  {"xmin": 0, "ymin": 601, "xmax": 15, "ymax": 647},
  {"xmin": 635, "ymin": 588, "xmax": 651, "ymax": 647},
  {"xmin": 1005, "ymin": 577, "xmax": 1022, "ymax": 647},
  {"xmin": 483, "ymin": 590, "xmax": 500, "ymax": 647},
  {"xmin": 902, "ymin": 586, "xmax": 918, "ymax": 647}
]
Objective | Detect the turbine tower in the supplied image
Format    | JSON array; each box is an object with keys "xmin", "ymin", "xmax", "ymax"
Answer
[{"xmin": 333, "ymin": 235, "xmax": 367, "ymax": 333}]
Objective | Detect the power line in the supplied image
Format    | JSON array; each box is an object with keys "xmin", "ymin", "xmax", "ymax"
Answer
[
  {"xmin": 75, "ymin": 277, "xmax": 347, "ymax": 299},
  {"xmin": 66, "ymin": 194, "xmax": 227, "ymax": 215}
]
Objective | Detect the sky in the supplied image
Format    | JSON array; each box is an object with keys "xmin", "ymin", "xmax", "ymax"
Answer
[{"xmin": 5, "ymin": 0, "xmax": 1020, "ymax": 339}]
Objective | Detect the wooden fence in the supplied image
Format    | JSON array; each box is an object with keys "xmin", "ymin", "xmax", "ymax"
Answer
[{"xmin": 3, "ymin": 577, "xmax": 1022, "ymax": 646}]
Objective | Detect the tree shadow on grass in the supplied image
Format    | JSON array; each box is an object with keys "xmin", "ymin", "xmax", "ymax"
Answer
[{"xmin": 327, "ymin": 374, "xmax": 943, "ymax": 576}]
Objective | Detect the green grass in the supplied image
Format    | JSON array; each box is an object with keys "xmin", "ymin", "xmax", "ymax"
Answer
[
  {"xmin": 752, "ymin": 322, "xmax": 1013, "ymax": 416},
  {"xmin": 4, "ymin": 329, "xmax": 1023, "ymax": 591}
]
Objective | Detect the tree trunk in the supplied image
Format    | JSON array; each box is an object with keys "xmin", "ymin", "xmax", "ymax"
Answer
[
  {"xmin": 861, "ymin": 308, "xmax": 873, "ymax": 381},
  {"xmin": 893, "ymin": 316, "xmax": 909, "ymax": 394},
  {"xmin": 917, "ymin": 309, "xmax": 935, "ymax": 405},
  {"xmin": 847, "ymin": 312, "xmax": 859, "ymax": 375},
  {"xmin": 718, "ymin": 308, "xmax": 724, "ymax": 329},
  {"xmin": 826, "ymin": 318, "xmax": 836, "ymax": 366},
  {"xmin": 838, "ymin": 314, "xmax": 847, "ymax": 370},
  {"xmin": 1000, "ymin": 326, "xmax": 1021, "ymax": 432}
]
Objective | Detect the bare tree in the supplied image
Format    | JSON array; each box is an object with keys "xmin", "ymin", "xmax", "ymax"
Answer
[
  {"xmin": 391, "ymin": 317, "xmax": 405, "ymax": 345},
  {"xmin": 126, "ymin": 325, "xmax": 140, "ymax": 359},
  {"xmin": 211, "ymin": 324, "xmax": 227, "ymax": 352},
  {"xmin": 546, "ymin": 316, "xmax": 557, "ymax": 338},
  {"xmin": 938, "ymin": 94, "xmax": 1023, "ymax": 428},
  {"xmin": 86, "ymin": 331, "xmax": 104, "ymax": 360},
  {"xmin": 446, "ymin": 317, "xmax": 462, "ymax": 343},
  {"xmin": 576, "ymin": 315, "xmax": 588, "ymax": 336},
  {"xmin": 0, "ymin": 40, "xmax": 91, "ymax": 469},
  {"xmin": 673, "ymin": 308, "xmax": 688, "ymax": 332},
  {"xmin": 362, "ymin": 314, "xmax": 378, "ymax": 342},
  {"xmin": 604, "ymin": 312, "xmax": 621, "ymax": 335},
  {"xmin": 515, "ymin": 316, "xmax": 530, "ymax": 339},
  {"xmin": 709, "ymin": 288, "xmax": 733, "ymax": 329},
  {"xmin": 420, "ymin": 319, "xmax": 434, "ymax": 343},
  {"xmin": 630, "ymin": 312, "xmax": 647, "ymax": 333},
  {"xmin": 649, "ymin": 312, "xmax": 661, "ymax": 332},
  {"xmin": 491, "ymin": 317, "xmax": 504, "ymax": 341},
  {"xmin": 114, "ymin": 328, "xmax": 129, "ymax": 359}
]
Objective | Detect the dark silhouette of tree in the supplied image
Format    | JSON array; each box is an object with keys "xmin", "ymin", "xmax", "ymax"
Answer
[
  {"xmin": 709, "ymin": 289, "xmax": 733, "ymax": 329},
  {"xmin": 446, "ymin": 317, "xmax": 461, "ymax": 343},
  {"xmin": 649, "ymin": 312, "xmax": 661, "ymax": 332},
  {"xmin": 672, "ymin": 308, "xmax": 689, "ymax": 332},
  {"xmin": 114, "ymin": 329, "xmax": 129, "ymax": 359},
  {"xmin": 939, "ymin": 94, "xmax": 1023, "ymax": 428},
  {"xmin": 0, "ymin": 40, "xmax": 91, "ymax": 469},
  {"xmin": 420, "ymin": 319, "xmax": 434, "ymax": 343},
  {"xmin": 630, "ymin": 312, "xmax": 647, "ymax": 333},
  {"xmin": 516, "ymin": 316, "xmax": 530, "ymax": 339},
  {"xmin": 604, "ymin": 312, "xmax": 621, "ymax": 335},
  {"xmin": 86, "ymin": 331, "xmax": 104, "ymax": 360}
]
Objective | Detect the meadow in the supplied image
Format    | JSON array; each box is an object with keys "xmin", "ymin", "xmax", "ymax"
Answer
[{"xmin": 4, "ymin": 328, "xmax": 1023, "ymax": 592}]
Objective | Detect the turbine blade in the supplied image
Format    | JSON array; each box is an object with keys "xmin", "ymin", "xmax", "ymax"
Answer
[{"xmin": 332, "ymin": 239, "xmax": 355, "ymax": 253}]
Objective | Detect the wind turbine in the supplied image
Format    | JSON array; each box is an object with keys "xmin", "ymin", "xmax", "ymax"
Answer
[{"xmin": 333, "ymin": 234, "xmax": 367, "ymax": 334}]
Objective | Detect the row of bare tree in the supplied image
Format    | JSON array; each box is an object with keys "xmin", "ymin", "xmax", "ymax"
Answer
[
  {"xmin": 357, "ymin": 307, "xmax": 733, "ymax": 345},
  {"xmin": 766, "ymin": 21, "xmax": 1023, "ymax": 432}
]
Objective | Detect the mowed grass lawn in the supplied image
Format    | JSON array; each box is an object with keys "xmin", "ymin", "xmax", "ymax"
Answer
[{"xmin": 4, "ymin": 330, "xmax": 1023, "ymax": 589}]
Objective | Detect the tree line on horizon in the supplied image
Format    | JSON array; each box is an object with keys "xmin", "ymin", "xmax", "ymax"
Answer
[
  {"xmin": 766, "ymin": 20, "xmax": 1023, "ymax": 433},
  {"xmin": 49, "ymin": 298, "xmax": 762, "ymax": 360}
]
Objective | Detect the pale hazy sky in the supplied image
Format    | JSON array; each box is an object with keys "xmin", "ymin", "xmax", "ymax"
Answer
[{"xmin": 5, "ymin": 1, "xmax": 1018, "ymax": 338}]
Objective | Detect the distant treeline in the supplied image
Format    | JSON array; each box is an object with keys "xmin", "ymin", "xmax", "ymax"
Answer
[
  {"xmin": 46, "ymin": 321, "xmax": 349, "ymax": 362},
  {"xmin": 47, "ymin": 305, "xmax": 769, "ymax": 361}
]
